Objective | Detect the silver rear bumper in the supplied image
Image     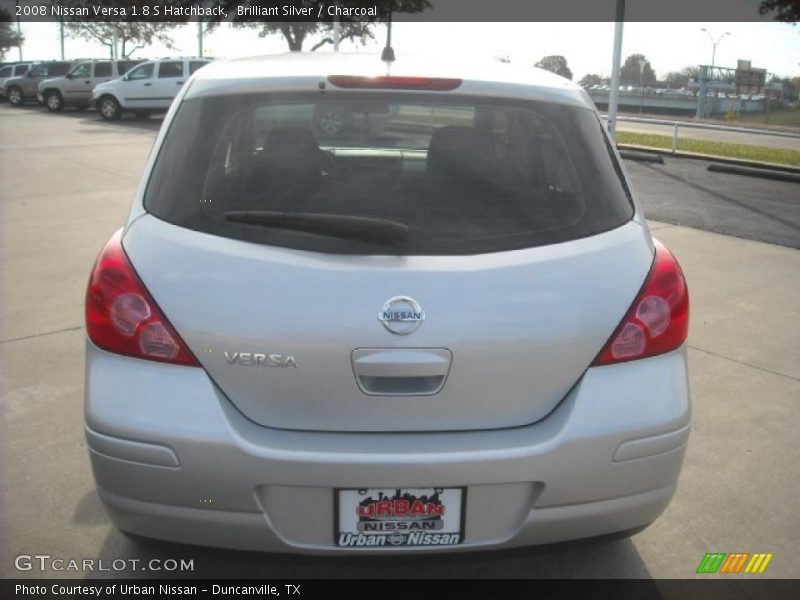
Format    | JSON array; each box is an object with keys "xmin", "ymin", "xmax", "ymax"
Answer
[{"xmin": 85, "ymin": 340, "xmax": 690, "ymax": 553}]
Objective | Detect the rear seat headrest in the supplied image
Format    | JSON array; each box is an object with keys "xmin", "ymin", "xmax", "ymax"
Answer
[{"xmin": 427, "ymin": 126, "xmax": 496, "ymax": 181}]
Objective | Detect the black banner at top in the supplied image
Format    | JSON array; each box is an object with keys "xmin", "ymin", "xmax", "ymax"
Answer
[{"xmin": 2, "ymin": 0, "xmax": 796, "ymax": 23}]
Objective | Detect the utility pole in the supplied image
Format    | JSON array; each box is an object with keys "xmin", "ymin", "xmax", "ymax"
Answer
[
  {"xmin": 607, "ymin": 0, "xmax": 625, "ymax": 139},
  {"xmin": 381, "ymin": 1, "xmax": 395, "ymax": 63},
  {"xmin": 638, "ymin": 59, "xmax": 646, "ymax": 114},
  {"xmin": 198, "ymin": 20, "xmax": 204, "ymax": 56},
  {"xmin": 59, "ymin": 19, "xmax": 65, "ymax": 60},
  {"xmin": 333, "ymin": 1, "xmax": 340, "ymax": 51},
  {"xmin": 701, "ymin": 28, "xmax": 730, "ymax": 69},
  {"xmin": 16, "ymin": 14, "xmax": 23, "ymax": 61}
]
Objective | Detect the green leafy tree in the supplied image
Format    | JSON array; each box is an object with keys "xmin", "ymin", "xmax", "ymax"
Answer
[
  {"xmin": 620, "ymin": 54, "xmax": 657, "ymax": 87},
  {"xmin": 0, "ymin": 8, "xmax": 23, "ymax": 60},
  {"xmin": 578, "ymin": 73, "xmax": 607, "ymax": 87},
  {"xmin": 207, "ymin": 0, "xmax": 431, "ymax": 52},
  {"xmin": 534, "ymin": 55, "xmax": 573, "ymax": 80}
]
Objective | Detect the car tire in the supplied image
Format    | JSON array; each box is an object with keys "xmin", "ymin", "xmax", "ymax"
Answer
[
  {"xmin": 98, "ymin": 95, "xmax": 122, "ymax": 120},
  {"xmin": 44, "ymin": 90, "xmax": 64, "ymax": 112},
  {"xmin": 7, "ymin": 86, "xmax": 23, "ymax": 107},
  {"xmin": 314, "ymin": 105, "xmax": 347, "ymax": 135}
]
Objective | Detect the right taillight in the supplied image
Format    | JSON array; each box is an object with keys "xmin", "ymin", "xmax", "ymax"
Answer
[
  {"xmin": 85, "ymin": 229, "xmax": 199, "ymax": 367},
  {"xmin": 593, "ymin": 239, "xmax": 689, "ymax": 366}
]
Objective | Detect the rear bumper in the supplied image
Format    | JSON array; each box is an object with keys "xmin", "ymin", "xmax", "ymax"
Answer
[{"xmin": 85, "ymin": 341, "xmax": 690, "ymax": 553}]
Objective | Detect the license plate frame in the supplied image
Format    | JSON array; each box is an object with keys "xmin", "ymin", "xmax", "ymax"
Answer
[{"xmin": 334, "ymin": 487, "xmax": 466, "ymax": 549}]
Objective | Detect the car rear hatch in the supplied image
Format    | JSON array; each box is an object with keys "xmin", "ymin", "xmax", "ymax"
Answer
[
  {"xmin": 124, "ymin": 215, "xmax": 651, "ymax": 432},
  {"xmin": 126, "ymin": 78, "xmax": 652, "ymax": 432}
]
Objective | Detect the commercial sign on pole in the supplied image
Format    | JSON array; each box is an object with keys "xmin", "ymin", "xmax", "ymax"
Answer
[{"xmin": 735, "ymin": 60, "xmax": 766, "ymax": 96}]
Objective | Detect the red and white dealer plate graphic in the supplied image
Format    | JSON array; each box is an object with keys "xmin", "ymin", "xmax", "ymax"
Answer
[{"xmin": 335, "ymin": 487, "xmax": 465, "ymax": 548}]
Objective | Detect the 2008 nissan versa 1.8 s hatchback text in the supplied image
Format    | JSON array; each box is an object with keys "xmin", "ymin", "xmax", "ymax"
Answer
[{"xmin": 85, "ymin": 53, "xmax": 690, "ymax": 553}]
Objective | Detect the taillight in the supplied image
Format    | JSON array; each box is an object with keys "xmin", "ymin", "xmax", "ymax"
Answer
[
  {"xmin": 327, "ymin": 75, "xmax": 462, "ymax": 91},
  {"xmin": 85, "ymin": 229, "xmax": 199, "ymax": 366},
  {"xmin": 593, "ymin": 239, "xmax": 689, "ymax": 366}
]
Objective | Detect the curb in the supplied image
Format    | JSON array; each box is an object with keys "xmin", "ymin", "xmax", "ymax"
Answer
[
  {"xmin": 618, "ymin": 149, "xmax": 664, "ymax": 164},
  {"xmin": 707, "ymin": 163, "xmax": 800, "ymax": 184},
  {"xmin": 616, "ymin": 143, "xmax": 800, "ymax": 175}
]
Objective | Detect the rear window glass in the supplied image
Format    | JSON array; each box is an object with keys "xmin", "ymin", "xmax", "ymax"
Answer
[
  {"xmin": 158, "ymin": 61, "xmax": 183, "ymax": 78},
  {"xmin": 0, "ymin": 67, "xmax": 11, "ymax": 78},
  {"xmin": 189, "ymin": 61, "xmax": 210, "ymax": 74},
  {"xmin": 94, "ymin": 62, "xmax": 111, "ymax": 77},
  {"xmin": 28, "ymin": 64, "xmax": 50, "ymax": 77},
  {"xmin": 145, "ymin": 93, "xmax": 633, "ymax": 255}
]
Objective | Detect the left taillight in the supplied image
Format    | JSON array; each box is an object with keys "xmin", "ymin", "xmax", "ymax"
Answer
[{"xmin": 85, "ymin": 229, "xmax": 199, "ymax": 366}]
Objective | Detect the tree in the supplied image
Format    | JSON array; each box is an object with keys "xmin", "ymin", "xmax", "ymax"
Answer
[
  {"xmin": 64, "ymin": 22, "xmax": 184, "ymax": 58},
  {"xmin": 234, "ymin": 21, "xmax": 375, "ymax": 52},
  {"xmin": 59, "ymin": 1, "xmax": 188, "ymax": 58},
  {"xmin": 578, "ymin": 73, "xmax": 607, "ymax": 87},
  {"xmin": 663, "ymin": 67, "xmax": 700, "ymax": 89},
  {"xmin": 0, "ymin": 8, "xmax": 23, "ymax": 60},
  {"xmin": 620, "ymin": 54, "xmax": 657, "ymax": 87},
  {"xmin": 534, "ymin": 55, "xmax": 572, "ymax": 80},
  {"xmin": 209, "ymin": 0, "xmax": 431, "ymax": 52},
  {"xmin": 759, "ymin": 0, "xmax": 800, "ymax": 23}
]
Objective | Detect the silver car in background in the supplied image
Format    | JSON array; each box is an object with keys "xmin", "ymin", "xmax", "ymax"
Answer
[
  {"xmin": 37, "ymin": 59, "xmax": 144, "ymax": 112},
  {"xmin": 84, "ymin": 53, "xmax": 690, "ymax": 553},
  {"xmin": 0, "ymin": 62, "xmax": 31, "ymax": 99}
]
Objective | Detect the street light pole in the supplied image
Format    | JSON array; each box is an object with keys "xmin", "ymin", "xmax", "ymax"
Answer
[
  {"xmin": 16, "ymin": 14, "xmax": 23, "ymax": 61},
  {"xmin": 638, "ymin": 58, "xmax": 646, "ymax": 114},
  {"xmin": 607, "ymin": 0, "xmax": 625, "ymax": 139},
  {"xmin": 701, "ymin": 28, "xmax": 730, "ymax": 69}
]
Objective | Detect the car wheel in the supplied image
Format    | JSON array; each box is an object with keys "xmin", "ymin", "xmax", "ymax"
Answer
[
  {"xmin": 314, "ymin": 105, "xmax": 347, "ymax": 135},
  {"xmin": 98, "ymin": 95, "xmax": 121, "ymax": 120},
  {"xmin": 7, "ymin": 86, "xmax": 23, "ymax": 107},
  {"xmin": 45, "ymin": 91, "xmax": 64, "ymax": 112}
]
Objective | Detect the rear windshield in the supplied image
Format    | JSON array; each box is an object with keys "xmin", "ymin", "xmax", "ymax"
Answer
[{"xmin": 145, "ymin": 92, "xmax": 633, "ymax": 255}]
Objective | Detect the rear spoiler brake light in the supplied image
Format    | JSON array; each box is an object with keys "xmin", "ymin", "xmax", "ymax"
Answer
[{"xmin": 327, "ymin": 75, "xmax": 462, "ymax": 91}]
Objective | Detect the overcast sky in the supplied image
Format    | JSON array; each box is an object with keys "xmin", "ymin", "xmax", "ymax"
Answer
[{"xmin": 9, "ymin": 21, "xmax": 800, "ymax": 80}]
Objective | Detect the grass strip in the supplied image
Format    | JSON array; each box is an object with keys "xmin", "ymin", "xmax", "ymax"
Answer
[{"xmin": 615, "ymin": 131, "xmax": 800, "ymax": 167}]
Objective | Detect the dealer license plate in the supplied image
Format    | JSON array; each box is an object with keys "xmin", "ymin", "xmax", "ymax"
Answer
[{"xmin": 335, "ymin": 487, "xmax": 465, "ymax": 548}]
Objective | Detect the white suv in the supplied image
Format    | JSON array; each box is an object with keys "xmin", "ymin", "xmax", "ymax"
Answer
[{"xmin": 91, "ymin": 57, "xmax": 211, "ymax": 119}]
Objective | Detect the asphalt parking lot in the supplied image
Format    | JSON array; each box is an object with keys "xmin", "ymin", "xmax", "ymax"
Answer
[{"xmin": 1, "ymin": 105, "xmax": 798, "ymax": 579}]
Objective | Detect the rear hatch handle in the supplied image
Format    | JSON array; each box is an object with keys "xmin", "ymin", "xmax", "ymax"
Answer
[{"xmin": 351, "ymin": 348, "xmax": 452, "ymax": 396}]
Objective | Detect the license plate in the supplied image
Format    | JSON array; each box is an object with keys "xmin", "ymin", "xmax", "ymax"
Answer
[{"xmin": 335, "ymin": 487, "xmax": 465, "ymax": 548}]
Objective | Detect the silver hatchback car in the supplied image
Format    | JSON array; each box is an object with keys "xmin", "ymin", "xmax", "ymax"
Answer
[{"xmin": 85, "ymin": 53, "xmax": 690, "ymax": 553}]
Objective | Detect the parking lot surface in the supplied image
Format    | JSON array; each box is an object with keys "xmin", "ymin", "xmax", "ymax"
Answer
[
  {"xmin": 627, "ymin": 157, "xmax": 800, "ymax": 250},
  {"xmin": 1, "ymin": 105, "xmax": 798, "ymax": 579}
]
